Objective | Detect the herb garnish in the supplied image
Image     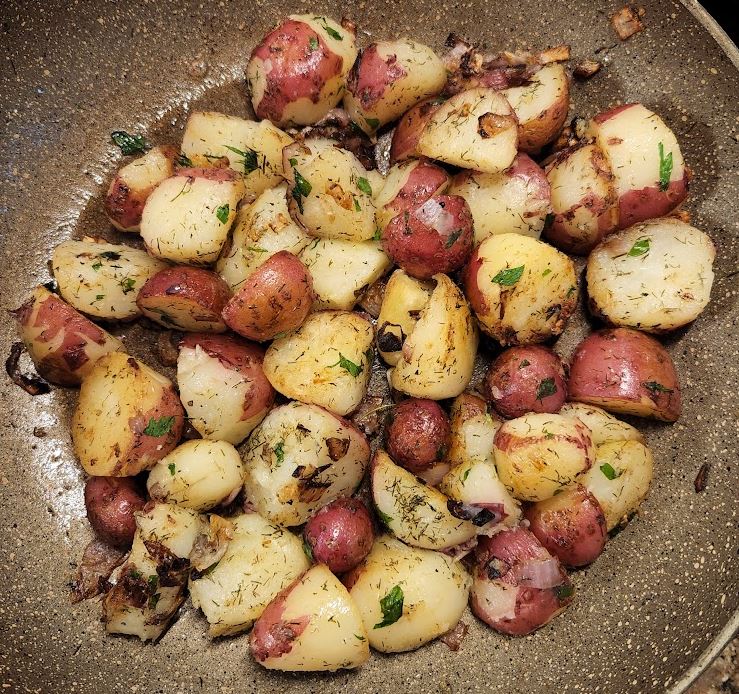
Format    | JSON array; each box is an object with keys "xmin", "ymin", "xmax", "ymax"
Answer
[
  {"xmin": 291, "ymin": 169, "xmax": 312, "ymax": 213},
  {"xmin": 491, "ymin": 265, "xmax": 525, "ymax": 287},
  {"xmin": 536, "ymin": 378, "xmax": 558, "ymax": 401},
  {"xmin": 111, "ymin": 131, "xmax": 150, "ymax": 155},
  {"xmin": 273, "ymin": 441, "xmax": 285, "ymax": 466},
  {"xmin": 314, "ymin": 17, "xmax": 342, "ymax": 40},
  {"xmin": 331, "ymin": 353, "xmax": 362, "ymax": 377},
  {"xmin": 365, "ymin": 117, "xmax": 380, "ymax": 130},
  {"xmin": 600, "ymin": 462, "xmax": 620, "ymax": 480},
  {"xmin": 376, "ymin": 509, "xmax": 393, "ymax": 527},
  {"xmin": 356, "ymin": 177, "xmax": 372, "ymax": 196},
  {"xmin": 519, "ymin": 359, "xmax": 531, "ymax": 369},
  {"xmin": 302, "ymin": 539, "xmax": 314, "ymax": 562},
  {"xmin": 658, "ymin": 142, "xmax": 673, "ymax": 191},
  {"xmin": 444, "ymin": 229, "xmax": 462, "ymax": 248},
  {"xmin": 168, "ymin": 462, "xmax": 176, "ymax": 476},
  {"xmin": 643, "ymin": 381, "xmax": 674, "ymax": 394},
  {"xmin": 627, "ymin": 237, "xmax": 650, "ymax": 257},
  {"xmin": 175, "ymin": 153, "xmax": 193, "ymax": 167},
  {"xmin": 308, "ymin": 36, "xmax": 319, "ymax": 51},
  {"xmin": 143, "ymin": 416, "xmax": 176, "ymax": 437},
  {"xmin": 374, "ymin": 585, "xmax": 404, "ymax": 629},
  {"xmin": 119, "ymin": 277, "xmax": 136, "ymax": 294},
  {"xmin": 215, "ymin": 203, "xmax": 230, "ymax": 224},
  {"xmin": 224, "ymin": 144, "xmax": 262, "ymax": 174}
]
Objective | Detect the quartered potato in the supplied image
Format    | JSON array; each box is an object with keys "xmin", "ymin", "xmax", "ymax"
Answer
[{"xmin": 558, "ymin": 403, "xmax": 644, "ymax": 446}]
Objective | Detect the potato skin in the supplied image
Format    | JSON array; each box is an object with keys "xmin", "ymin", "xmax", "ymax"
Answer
[
  {"xmin": 382, "ymin": 194, "xmax": 474, "ymax": 279},
  {"xmin": 389, "ymin": 96, "xmax": 445, "ymax": 164},
  {"xmin": 84, "ymin": 476, "xmax": 146, "ymax": 548},
  {"xmin": 568, "ymin": 328, "xmax": 681, "ymax": 422},
  {"xmin": 524, "ymin": 484, "xmax": 607, "ymax": 567},
  {"xmin": 482, "ymin": 345, "xmax": 567, "ymax": 418},
  {"xmin": 386, "ymin": 399, "xmax": 451, "ymax": 472},
  {"xmin": 303, "ymin": 497, "xmax": 375, "ymax": 574},
  {"xmin": 222, "ymin": 250, "xmax": 313, "ymax": 341}
]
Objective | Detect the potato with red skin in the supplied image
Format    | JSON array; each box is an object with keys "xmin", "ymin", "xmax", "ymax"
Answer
[
  {"xmin": 381, "ymin": 195, "xmax": 474, "ymax": 280},
  {"xmin": 524, "ymin": 484, "xmax": 607, "ymax": 567},
  {"xmin": 482, "ymin": 345, "xmax": 567, "ymax": 419},
  {"xmin": 470, "ymin": 527, "xmax": 573, "ymax": 636},
  {"xmin": 84, "ymin": 476, "xmax": 146, "ymax": 548},
  {"xmin": 386, "ymin": 399, "xmax": 451, "ymax": 473},
  {"xmin": 389, "ymin": 96, "xmax": 445, "ymax": 164},
  {"xmin": 568, "ymin": 328, "xmax": 682, "ymax": 422},
  {"xmin": 221, "ymin": 251, "xmax": 313, "ymax": 342},
  {"xmin": 137, "ymin": 266, "xmax": 231, "ymax": 332},
  {"xmin": 303, "ymin": 497, "xmax": 375, "ymax": 574},
  {"xmin": 12, "ymin": 286, "xmax": 124, "ymax": 386}
]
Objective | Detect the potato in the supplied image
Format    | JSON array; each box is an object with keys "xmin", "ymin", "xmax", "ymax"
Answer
[
  {"xmin": 216, "ymin": 184, "xmax": 311, "ymax": 292},
  {"xmin": 524, "ymin": 484, "xmax": 607, "ymax": 567},
  {"xmin": 105, "ymin": 145, "xmax": 177, "ymax": 231},
  {"xmin": 376, "ymin": 269, "xmax": 433, "ymax": 366},
  {"xmin": 482, "ymin": 345, "xmax": 567, "ymax": 419},
  {"xmin": 72, "ymin": 352, "xmax": 184, "ymax": 476},
  {"xmin": 263, "ymin": 311, "xmax": 374, "ymax": 416},
  {"xmin": 189, "ymin": 512, "xmax": 309, "ymax": 637},
  {"xmin": 493, "ymin": 413, "xmax": 595, "ymax": 502},
  {"xmin": 137, "ymin": 266, "xmax": 230, "ymax": 332},
  {"xmin": 84, "ymin": 476, "xmax": 145, "ymax": 548},
  {"xmin": 585, "ymin": 103, "xmax": 688, "ymax": 228},
  {"xmin": 12, "ymin": 286, "xmax": 124, "ymax": 386},
  {"xmin": 390, "ymin": 273, "xmax": 478, "ymax": 399},
  {"xmin": 543, "ymin": 144, "xmax": 619, "ymax": 254},
  {"xmin": 558, "ymin": 403, "xmax": 644, "ymax": 446},
  {"xmin": 242, "ymin": 401, "xmax": 370, "ymax": 526},
  {"xmin": 470, "ymin": 527, "xmax": 573, "ymax": 636},
  {"xmin": 501, "ymin": 63, "xmax": 570, "ymax": 153},
  {"xmin": 389, "ymin": 96, "xmax": 445, "ymax": 164},
  {"xmin": 445, "ymin": 392, "xmax": 501, "ymax": 469},
  {"xmin": 140, "ymin": 168, "xmax": 246, "ymax": 265},
  {"xmin": 371, "ymin": 450, "xmax": 476, "ymax": 550},
  {"xmin": 180, "ymin": 111, "xmax": 293, "ymax": 196},
  {"xmin": 177, "ymin": 333, "xmax": 274, "ymax": 445},
  {"xmin": 381, "ymin": 194, "xmax": 474, "ymax": 279},
  {"xmin": 247, "ymin": 14, "xmax": 358, "ymax": 127},
  {"xmin": 283, "ymin": 138, "xmax": 377, "ymax": 242},
  {"xmin": 344, "ymin": 39, "xmax": 446, "ymax": 134},
  {"xmin": 448, "ymin": 154, "xmax": 551, "ymax": 243},
  {"xmin": 416, "ymin": 88, "xmax": 518, "ymax": 173},
  {"xmin": 568, "ymin": 328, "xmax": 682, "ymax": 422},
  {"xmin": 251, "ymin": 564, "xmax": 369, "ymax": 671},
  {"xmin": 386, "ymin": 399, "xmax": 450, "ymax": 473},
  {"xmin": 586, "ymin": 218, "xmax": 715, "ymax": 332},
  {"xmin": 222, "ymin": 250, "xmax": 313, "ymax": 341},
  {"xmin": 578, "ymin": 440, "xmax": 654, "ymax": 531},
  {"xmin": 298, "ymin": 238, "xmax": 391, "ymax": 311},
  {"xmin": 147, "ymin": 440, "xmax": 243, "ymax": 511},
  {"xmin": 462, "ymin": 233, "xmax": 578, "ymax": 346},
  {"xmin": 346, "ymin": 534, "xmax": 471, "ymax": 653},
  {"xmin": 52, "ymin": 239, "xmax": 168, "ymax": 321}
]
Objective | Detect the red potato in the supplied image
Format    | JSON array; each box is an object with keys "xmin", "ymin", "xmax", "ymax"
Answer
[
  {"xmin": 105, "ymin": 145, "xmax": 177, "ymax": 231},
  {"xmin": 386, "ymin": 399, "xmax": 451, "ymax": 473},
  {"xmin": 470, "ymin": 527, "xmax": 573, "ymax": 636},
  {"xmin": 221, "ymin": 250, "xmax": 313, "ymax": 341},
  {"xmin": 12, "ymin": 286, "xmax": 124, "ymax": 386},
  {"xmin": 136, "ymin": 266, "xmax": 231, "ymax": 332},
  {"xmin": 389, "ymin": 96, "xmax": 445, "ymax": 164},
  {"xmin": 524, "ymin": 484, "xmax": 607, "ymax": 567},
  {"xmin": 381, "ymin": 194, "xmax": 474, "ymax": 280},
  {"xmin": 84, "ymin": 476, "xmax": 146, "ymax": 548},
  {"xmin": 303, "ymin": 497, "xmax": 375, "ymax": 574},
  {"xmin": 482, "ymin": 345, "xmax": 567, "ymax": 419},
  {"xmin": 568, "ymin": 328, "xmax": 682, "ymax": 422}
]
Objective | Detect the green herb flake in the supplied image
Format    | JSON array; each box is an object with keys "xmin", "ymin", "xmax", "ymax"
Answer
[
  {"xmin": 658, "ymin": 141, "xmax": 673, "ymax": 191},
  {"xmin": 461, "ymin": 467, "xmax": 471, "ymax": 483},
  {"xmin": 353, "ymin": 195, "xmax": 361, "ymax": 212},
  {"xmin": 175, "ymin": 152, "xmax": 193, "ymax": 167},
  {"xmin": 444, "ymin": 229, "xmax": 462, "ymax": 249},
  {"xmin": 147, "ymin": 574, "xmax": 159, "ymax": 592},
  {"xmin": 246, "ymin": 246, "xmax": 268, "ymax": 254},
  {"xmin": 129, "ymin": 569, "xmax": 143, "ymax": 580},
  {"xmin": 224, "ymin": 144, "xmax": 261, "ymax": 174},
  {"xmin": 542, "ymin": 268, "xmax": 552, "ymax": 277},
  {"xmin": 119, "ymin": 277, "xmax": 136, "ymax": 294},
  {"xmin": 376, "ymin": 508, "xmax": 393, "ymax": 527},
  {"xmin": 491, "ymin": 265, "xmax": 525, "ymax": 287},
  {"xmin": 643, "ymin": 381, "xmax": 674, "ymax": 394},
  {"xmin": 308, "ymin": 36, "xmax": 319, "ymax": 51},
  {"xmin": 356, "ymin": 177, "xmax": 372, "ymax": 196},
  {"xmin": 94, "ymin": 294, "xmax": 105, "ymax": 302},
  {"xmin": 600, "ymin": 462, "xmax": 620, "ymax": 480},
  {"xmin": 302, "ymin": 539, "xmax": 314, "ymax": 562},
  {"xmin": 291, "ymin": 169, "xmax": 312, "ymax": 214},
  {"xmin": 111, "ymin": 130, "xmax": 150, "ymax": 155},
  {"xmin": 627, "ymin": 237, "xmax": 650, "ymax": 257},
  {"xmin": 365, "ymin": 116, "xmax": 380, "ymax": 130},
  {"xmin": 273, "ymin": 440, "xmax": 285, "ymax": 466},
  {"xmin": 91, "ymin": 261, "xmax": 102, "ymax": 271},
  {"xmin": 555, "ymin": 584, "xmax": 574, "ymax": 601},
  {"xmin": 536, "ymin": 377, "xmax": 558, "ymax": 401},
  {"xmin": 373, "ymin": 227, "xmax": 382, "ymax": 241},
  {"xmin": 148, "ymin": 593, "xmax": 161, "ymax": 610},
  {"xmin": 216, "ymin": 203, "xmax": 230, "ymax": 224},
  {"xmin": 354, "ymin": 634, "xmax": 366, "ymax": 641},
  {"xmin": 519, "ymin": 359, "xmax": 531, "ymax": 369},
  {"xmin": 143, "ymin": 416, "xmax": 176, "ymax": 437},
  {"xmin": 373, "ymin": 584, "xmax": 404, "ymax": 629},
  {"xmin": 314, "ymin": 17, "xmax": 342, "ymax": 41},
  {"xmin": 289, "ymin": 157, "xmax": 298, "ymax": 167},
  {"xmin": 168, "ymin": 462, "xmax": 176, "ymax": 476},
  {"xmin": 331, "ymin": 353, "xmax": 362, "ymax": 377}
]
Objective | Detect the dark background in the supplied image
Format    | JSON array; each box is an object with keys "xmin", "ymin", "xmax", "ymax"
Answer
[{"xmin": 701, "ymin": 0, "xmax": 738, "ymax": 42}]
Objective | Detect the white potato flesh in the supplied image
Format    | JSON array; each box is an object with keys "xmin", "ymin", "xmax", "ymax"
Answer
[
  {"xmin": 558, "ymin": 403, "xmax": 644, "ymax": 446},
  {"xmin": 135, "ymin": 502, "xmax": 204, "ymax": 558},
  {"xmin": 376, "ymin": 269, "xmax": 433, "ymax": 366},
  {"xmin": 299, "ymin": 238, "xmax": 391, "ymax": 310},
  {"xmin": 372, "ymin": 450, "xmax": 476, "ymax": 550},
  {"xmin": 417, "ymin": 88, "xmax": 518, "ymax": 173},
  {"xmin": 147, "ymin": 440, "xmax": 243, "ymax": 511},
  {"xmin": 263, "ymin": 311, "xmax": 374, "ymax": 416},
  {"xmin": 586, "ymin": 218, "xmax": 715, "ymax": 332},
  {"xmin": 216, "ymin": 184, "xmax": 311, "ymax": 292},
  {"xmin": 181, "ymin": 111, "xmax": 293, "ymax": 196},
  {"xmin": 493, "ymin": 413, "xmax": 596, "ymax": 502},
  {"xmin": 52, "ymin": 240, "xmax": 167, "ymax": 320},
  {"xmin": 140, "ymin": 174, "xmax": 245, "ymax": 265},
  {"xmin": 242, "ymin": 402, "xmax": 370, "ymax": 526},
  {"xmin": 390, "ymin": 273, "xmax": 478, "ymax": 399},
  {"xmin": 445, "ymin": 394, "xmax": 503, "ymax": 469},
  {"xmin": 373, "ymin": 160, "xmax": 419, "ymax": 231},
  {"xmin": 189, "ymin": 513, "xmax": 309, "ymax": 636},
  {"xmin": 348, "ymin": 535, "xmax": 471, "ymax": 653},
  {"xmin": 253, "ymin": 564, "xmax": 369, "ymax": 671},
  {"xmin": 578, "ymin": 440, "xmax": 654, "ymax": 530}
]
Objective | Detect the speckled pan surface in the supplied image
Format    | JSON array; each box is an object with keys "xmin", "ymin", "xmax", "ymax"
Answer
[{"xmin": 0, "ymin": 0, "xmax": 737, "ymax": 692}]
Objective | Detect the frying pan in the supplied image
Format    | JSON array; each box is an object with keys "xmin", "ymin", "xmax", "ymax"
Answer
[{"xmin": 0, "ymin": 0, "xmax": 737, "ymax": 691}]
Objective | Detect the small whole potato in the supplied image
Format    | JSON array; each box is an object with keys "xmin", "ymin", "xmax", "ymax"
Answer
[
  {"xmin": 482, "ymin": 345, "xmax": 567, "ymax": 418},
  {"xmin": 381, "ymin": 194, "xmax": 474, "ymax": 279},
  {"xmin": 221, "ymin": 250, "xmax": 313, "ymax": 341},
  {"xmin": 386, "ymin": 399, "xmax": 451, "ymax": 473},
  {"xmin": 84, "ymin": 476, "xmax": 146, "ymax": 548},
  {"xmin": 303, "ymin": 497, "xmax": 375, "ymax": 574},
  {"xmin": 389, "ymin": 96, "xmax": 445, "ymax": 164}
]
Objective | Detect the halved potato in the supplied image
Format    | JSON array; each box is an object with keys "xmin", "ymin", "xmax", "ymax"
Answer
[{"xmin": 558, "ymin": 403, "xmax": 644, "ymax": 446}]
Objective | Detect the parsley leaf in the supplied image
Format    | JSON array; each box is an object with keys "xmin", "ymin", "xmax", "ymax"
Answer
[
  {"xmin": 353, "ymin": 195, "xmax": 361, "ymax": 212},
  {"xmin": 365, "ymin": 116, "xmax": 380, "ymax": 130},
  {"xmin": 273, "ymin": 441, "xmax": 285, "ymax": 466},
  {"xmin": 356, "ymin": 177, "xmax": 372, "ymax": 196},
  {"xmin": 376, "ymin": 509, "xmax": 393, "ymax": 527},
  {"xmin": 331, "ymin": 353, "xmax": 362, "ymax": 377},
  {"xmin": 119, "ymin": 277, "xmax": 136, "ymax": 294},
  {"xmin": 491, "ymin": 265, "xmax": 525, "ymax": 286},
  {"xmin": 643, "ymin": 381, "xmax": 674, "ymax": 394},
  {"xmin": 374, "ymin": 585, "xmax": 404, "ymax": 629},
  {"xmin": 168, "ymin": 462, "xmax": 176, "ymax": 476},
  {"xmin": 216, "ymin": 203, "xmax": 230, "ymax": 224},
  {"xmin": 461, "ymin": 467, "xmax": 471, "ymax": 482},
  {"xmin": 147, "ymin": 574, "xmax": 159, "ymax": 592},
  {"xmin": 555, "ymin": 584, "xmax": 574, "ymax": 601},
  {"xmin": 542, "ymin": 268, "xmax": 552, "ymax": 277},
  {"xmin": 314, "ymin": 17, "xmax": 342, "ymax": 41},
  {"xmin": 143, "ymin": 416, "xmax": 176, "ymax": 437},
  {"xmin": 111, "ymin": 130, "xmax": 150, "ymax": 155},
  {"xmin": 91, "ymin": 261, "xmax": 102, "ymax": 271},
  {"xmin": 373, "ymin": 227, "xmax": 382, "ymax": 241},
  {"xmin": 600, "ymin": 462, "xmax": 620, "ymax": 480},
  {"xmin": 444, "ymin": 229, "xmax": 462, "ymax": 249},
  {"xmin": 536, "ymin": 377, "xmax": 558, "ymax": 401},
  {"xmin": 627, "ymin": 237, "xmax": 650, "ymax": 257},
  {"xmin": 223, "ymin": 144, "xmax": 261, "ymax": 174},
  {"xmin": 308, "ymin": 36, "xmax": 319, "ymax": 51},
  {"xmin": 175, "ymin": 153, "xmax": 193, "ymax": 167},
  {"xmin": 658, "ymin": 142, "xmax": 673, "ymax": 191},
  {"xmin": 302, "ymin": 539, "xmax": 314, "ymax": 562},
  {"xmin": 519, "ymin": 359, "xmax": 531, "ymax": 369},
  {"xmin": 246, "ymin": 246, "xmax": 268, "ymax": 253},
  {"xmin": 291, "ymin": 169, "xmax": 312, "ymax": 214}
]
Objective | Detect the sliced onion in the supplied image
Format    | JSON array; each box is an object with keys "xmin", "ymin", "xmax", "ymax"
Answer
[
  {"xmin": 413, "ymin": 198, "xmax": 455, "ymax": 236},
  {"xmin": 511, "ymin": 557, "xmax": 564, "ymax": 589}
]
